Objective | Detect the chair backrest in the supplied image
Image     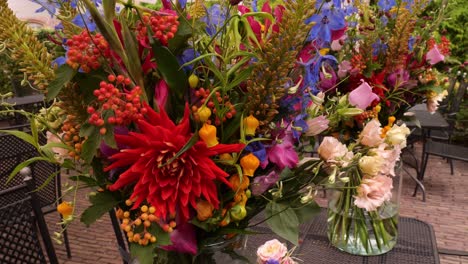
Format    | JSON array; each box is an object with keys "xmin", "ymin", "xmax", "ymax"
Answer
[
  {"xmin": 0, "ymin": 175, "xmax": 58, "ymax": 264},
  {"xmin": 0, "ymin": 133, "xmax": 60, "ymax": 209}
]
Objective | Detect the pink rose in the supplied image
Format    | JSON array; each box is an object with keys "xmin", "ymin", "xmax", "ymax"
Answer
[
  {"xmin": 305, "ymin": 115, "xmax": 329, "ymax": 136},
  {"xmin": 318, "ymin": 137, "xmax": 350, "ymax": 163},
  {"xmin": 371, "ymin": 143, "xmax": 402, "ymax": 177},
  {"xmin": 349, "ymin": 81, "xmax": 380, "ymax": 110},
  {"xmin": 426, "ymin": 45, "xmax": 445, "ymax": 65},
  {"xmin": 354, "ymin": 175, "xmax": 393, "ymax": 211},
  {"xmin": 257, "ymin": 239, "xmax": 288, "ymax": 263},
  {"xmin": 359, "ymin": 119, "xmax": 384, "ymax": 147}
]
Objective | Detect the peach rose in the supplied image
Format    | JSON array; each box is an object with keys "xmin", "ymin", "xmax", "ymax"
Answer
[
  {"xmin": 385, "ymin": 124, "xmax": 410, "ymax": 148},
  {"xmin": 257, "ymin": 239, "xmax": 288, "ymax": 264},
  {"xmin": 354, "ymin": 175, "xmax": 393, "ymax": 211},
  {"xmin": 318, "ymin": 137, "xmax": 350, "ymax": 163},
  {"xmin": 359, "ymin": 119, "xmax": 384, "ymax": 147}
]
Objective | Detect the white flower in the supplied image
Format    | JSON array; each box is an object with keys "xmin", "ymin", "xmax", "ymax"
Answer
[
  {"xmin": 359, "ymin": 119, "xmax": 384, "ymax": 147},
  {"xmin": 359, "ymin": 155, "xmax": 384, "ymax": 176},
  {"xmin": 257, "ymin": 239, "xmax": 288, "ymax": 264},
  {"xmin": 385, "ymin": 124, "xmax": 411, "ymax": 148}
]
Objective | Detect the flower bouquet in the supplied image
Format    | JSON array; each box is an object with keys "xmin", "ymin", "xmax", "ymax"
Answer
[
  {"xmin": 0, "ymin": 0, "xmax": 344, "ymax": 262},
  {"xmin": 318, "ymin": 118, "xmax": 410, "ymax": 255}
]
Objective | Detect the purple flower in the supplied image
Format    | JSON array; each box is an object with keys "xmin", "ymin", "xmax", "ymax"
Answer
[
  {"xmin": 245, "ymin": 140, "xmax": 268, "ymax": 168},
  {"xmin": 387, "ymin": 69, "xmax": 410, "ymax": 88},
  {"xmin": 306, "ymin": 7, "xmax": 346, "ymax": 44},
  {"xmin": 266, "ymin": 259, "xmax": 280, "ymax": 264},
  {"xmin": 251, "ymin": 170, "xmax": 280, "ymax": 196},
  {"xmin": 267, "ymin": 133, "xmax": 298, "ymax": 170},
  {"xmin": 200, "ymin": 4, "xmax": 229, "ymax": 36},
  {"xmin": 161, "ymin": 221, "xmax": 197, "ymax": 254},
  {"xmin": 318, "ymin": 64, "xmax": 337, "ymax": 91},
  {"xmin": 349, "ymin": 81, "xmax": 380, "ymax": 109},
  {"xmin": 378, "ymin": 0, "xmax": 396, "ymax": 12}
]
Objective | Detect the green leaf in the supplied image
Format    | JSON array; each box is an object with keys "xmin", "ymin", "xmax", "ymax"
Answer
[
  {"xmin": 75, "ymin": 70, "xmax": 107, "ymax": 104},
  {"xmin": 147, "ymin": 224, "xmax": 171, "ymax": 246},
  {"xmin": 46, "ymin": 64, "xmax": 76, "ymax": 101},
  {"xmin": 7, "ymin": 157, "xmax": 50, "ymax": 183},
  {"xmin": 102, "ymin": 127, "xmax": 117, "ymax": 149},
  {"xmin": 120, "ymin": 18, "xmax": 145, "ymax": 90},
  {"xmin": 81, "ymin": 132, "xmax": 101, "ymax": 164},
  {"xmin": 91, "ymin": 158, "xmax": 108, "ymax": 186},
  {"xmin": 130, "ymin": 243, "xmax": 156, "ymax": 264},
  {"xmin": 226, "ymin": 66, "xmax": 254, "ymax": 91},
  {"xmin": 294, "ymin": 201, "xmax": 321, "ymax": 224},
  {"xmin": 102, "ymin": 0, "xmax": 116, "ymax": 23},
  {"xmin": 168, "ymin": 17, "xmax": 192, "ymax": 53},
  {"xmin": 80, "ymin": 191, "xmax": 120, "ymax": 226},
  {"xmin": 79, "ymin": 123, "xmax": 96, "ymax": 137},
  {"xmin": 0, "ymin": 129, "xmax": 37, "ymax": 148},
  {"xmin": 150, "ymin": 38, "xmax": 187, "ymax": 119},
  {"xmin": 34, "ymin": 170, "xmax": 60, "ymax": 192},
  {"xmin": 69, "ymin": 175, "xmax": 99, "ymax": 187},
  {"xmin": 266, "ymin": 202, "xmax": 299, "ymax": 245}
]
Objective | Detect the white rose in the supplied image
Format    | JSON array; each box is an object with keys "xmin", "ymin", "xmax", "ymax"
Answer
[
  {"xmin": 359, "ymin": 119, "xmax": 384, "ymax": 147},
  {"xmin": 359, "ymin": 155, "xmax": 384, "ymax": 176},
  {"xmin": 385, "ymin": 124, "xmax": 411, "ymax": 148}
]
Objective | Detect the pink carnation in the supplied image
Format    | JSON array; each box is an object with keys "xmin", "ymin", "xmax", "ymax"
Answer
[
  {"xmin": 354, "ymin": 175, "xmax": 393, "ymax": 211},
  {"xmin": 318, "ymin": 137, "xmax": 350, "ymax": 163}
]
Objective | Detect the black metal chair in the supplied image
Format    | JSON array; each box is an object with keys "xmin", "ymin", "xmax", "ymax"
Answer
[
  {"xmin": 420, "ymin": 139, "xmax": 468, "ymax": 181},
  {"xmin": 0, "ymin": 132, "xmax": 72, "ymax": 258},
  {"xmin": 0, "ymin": 169, "xmax": 59, "ymax": 264}
]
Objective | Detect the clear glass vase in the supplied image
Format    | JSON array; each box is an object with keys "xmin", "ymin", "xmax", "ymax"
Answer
[{"xmin": 327, "ymin": 162, "xmax": 403, "ymax": 256}]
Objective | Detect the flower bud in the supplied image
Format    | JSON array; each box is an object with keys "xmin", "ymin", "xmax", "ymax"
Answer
[
  {"xmin": 240, "ymin": 153, "xmax": 260, "ymax": 176},
  {"xmin": 188, "ymin": 74, "xmax": 199, "ymax": 89},
  {"xmin": 229, "ymin": 174, "xmax": 250, "ymax": 191},
  {"xmin": 196, "ymin": 200, "xmax": 214, "ymax": 221},
  {"xmin": 197, "ymin": 105, "xmax": 211, "ymax": 123},
  {"xmin": 199, "ymin": 123, "xmax": 219, "ymax": 147},
  {"xmin": 243, "ymin": 115, "xmax": 259, "ymax": 136},
  {"xmin": 230, "ymin": 205, "xmax": 247, "ymax": 221}
]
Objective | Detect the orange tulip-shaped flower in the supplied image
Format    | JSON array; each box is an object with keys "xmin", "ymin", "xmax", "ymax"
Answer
[
  {"xmin": 199, "ymin": 123, "xmax": 219, "ymax": 147},
  {"xmin": 57, "ymin": 201, "xmax": 74, "ymax": 218},
  {"xmin": 240, "ymin": 153, "xmax": 260, "ymax": 176},
  {"xmin": 243, "ymin": 115, "xmax": 259, "ymax": 136}
]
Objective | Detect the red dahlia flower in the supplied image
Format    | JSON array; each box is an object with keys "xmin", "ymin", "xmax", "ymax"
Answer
[{"xmin": 106, "ymin": 104, "xmax": 244, "ymax": 220}]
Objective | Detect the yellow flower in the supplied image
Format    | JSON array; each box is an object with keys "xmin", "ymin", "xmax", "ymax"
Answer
[
  {"xmin": 57, "ymin": 202, "xmax": 74, "ymax": 218},
  {"xmin": 199, "ymin": 123, "xmax": 218, "ymax": 147},
  {"xmin": 243, "ymin": 115, "xmax": 259, "ymax": 136},
  {"xmin": 197, "ymin": 106, "xmax": 211, "ymax": 123},
  {"xmin": 240, "ymin": 153, "xmax": 260, "ymax": 176}
]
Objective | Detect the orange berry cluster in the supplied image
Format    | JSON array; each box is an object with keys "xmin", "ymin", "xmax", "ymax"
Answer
[
  {"xmin": 191, "ymin": 88, "xmax": 237, "ymax": 125},
  {"xmin": 88, "ymin": 75, "xmax": 147, "ymax": 135},
  {"xmin": 117, "ymin": 202, "xmax": 176, "ymax": 246},
  {"xmin": 136, "ymin": 14, "xmax": 179, "ymax": 46},
  {"xmin": 351, "ymin": 54, "xmax": 366, "ymax": 73},
  {"xmin": 61, "ymin": 115, "xmax": 84, "ymax": 159},
  {"xmin": 65, "ymin": 30, "xmax": 111, "ymax": 73}
]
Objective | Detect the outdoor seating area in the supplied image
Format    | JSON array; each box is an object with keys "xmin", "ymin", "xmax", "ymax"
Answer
[{"xmin": 0, "ymin": 0, "xmax": 467, "ymax": 264}]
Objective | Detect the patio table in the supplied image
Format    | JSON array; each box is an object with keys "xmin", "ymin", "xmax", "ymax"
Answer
[
  {"xmin": 404, "ymin": 107, "xmax": 449, "ymax": 201},
  {"xmin": 246, "ymin": 209, "xmax": 440, "ymax": 264}
]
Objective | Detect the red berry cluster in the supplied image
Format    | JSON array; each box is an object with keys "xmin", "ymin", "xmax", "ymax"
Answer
[
  {"xmin": 88, "ymin": 75, "xmax": 147, "ymax": 134},
  {"xmin": 136, "ymin": 14, "xmax": 179, "ymax": 46},
  {"xmin": 351, "ymin": 54, "xmax": 366, "ymax": 73},
  {"xmin": 191, "ymin": 88, "xmax": 237, "ymax": 125},
  {"xmin": 66, "ymin": 30, "xmax": 111, "ymax": 73},
  {"xmin": 427, "ymin": 37, "xmax": 450, "ymax": 56}
]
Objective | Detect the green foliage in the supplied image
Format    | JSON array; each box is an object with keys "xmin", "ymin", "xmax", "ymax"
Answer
[{"xmin": 81, "ymin": 190, "xmax": 121, "ymax": 226}]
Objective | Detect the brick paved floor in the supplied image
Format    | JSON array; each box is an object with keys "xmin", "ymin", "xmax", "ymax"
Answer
[{"xmin": 45, "ymin": 143, "xmax": 467, "ymax": 264}]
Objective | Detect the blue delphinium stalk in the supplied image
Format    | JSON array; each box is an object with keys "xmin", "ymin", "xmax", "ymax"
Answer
[
  {"xmin": 378, "ymin": 0, "xmax": 396, "ymax": 12},
  {"xmin": 200, "ymin": 4, "xmax": 229, "ymax": 37}
]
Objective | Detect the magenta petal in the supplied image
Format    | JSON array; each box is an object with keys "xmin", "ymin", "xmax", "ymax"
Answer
[
  {"xmin": 154, "ymin": 80, "xmax": 169, "ymax": 109},
  {"xmin": 267, "ymin": 141, "xmax": 298, "ymax": 171},
  {"xmin": 349, "ymin": 81, "xmax": 380, "ymax": 109},
  {"xmin": 161, "ymin": 221, "xmax": 198, "ymax": 255},
  {"xmin": 426, "ymin": 46, "xmax": 445, "ymax": 65}
]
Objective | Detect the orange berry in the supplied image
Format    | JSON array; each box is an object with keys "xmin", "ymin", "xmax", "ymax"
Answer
[
  {"xmin": 140, "ymin": 213, "xmax": 148, "ymax": 221},
  {"xmin": 141, "ymin": 205, "xmax": 148, "ymax": 213},
  {"xmin": 144, "ymin": 220, "xmax": 151, "ymax": 227},
  {"xmin": 148, "ymin": 206, "xmax": 156, "ymax": 214},
  {"xmin": 57, "ymin": 202, "xmax": 74, "ymax": 218}
]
